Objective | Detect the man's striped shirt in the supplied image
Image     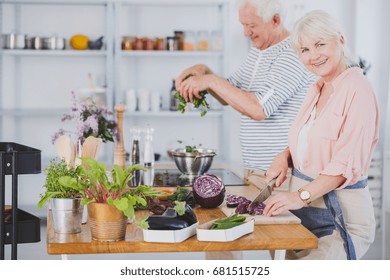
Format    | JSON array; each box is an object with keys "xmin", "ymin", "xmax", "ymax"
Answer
[{"xmin": 228, "ymin": 37, "xmax": 317, "ymax": 171}]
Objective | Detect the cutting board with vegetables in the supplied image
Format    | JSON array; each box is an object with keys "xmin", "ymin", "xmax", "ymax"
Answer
[
  {"xmin": 220, "ymin": 206, "xmax": 301, "ymax": 224},
  {"xmin": 221, "ymin": 186, "xmax": 301, "ymax": 224}
]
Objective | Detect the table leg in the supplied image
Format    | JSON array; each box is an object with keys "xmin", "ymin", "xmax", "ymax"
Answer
[
  {"xmin": 61, "ymin": 254, "xmax": 69, "ymax": 260},
  {"xmin": 274, "ymin": 250, "xmax": 286, "ymax": 260}
]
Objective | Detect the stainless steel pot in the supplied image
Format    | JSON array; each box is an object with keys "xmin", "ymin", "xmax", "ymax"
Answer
[
  {"xmin": 172, "ymin": 148, "xmax": 216, "ymax": 177},
  {"xmin": 25, "ymin": 36, "xmax": 43, "ymax": 49},
  {"xmin": 42, "ymin": 36, "xmax": 56, "ymax": 50},
  {"xmin": 2, "ymin": 33, "xmax": 26, "ymax": 49}
]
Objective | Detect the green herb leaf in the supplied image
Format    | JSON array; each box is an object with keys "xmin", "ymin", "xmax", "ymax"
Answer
[
  {"xmin": 174, "ymin": 201, "xmax": 186, "ymax": 216},
  {"xmin": 136, "ymin": 216, "xmax": 150, "ymax": 230}
]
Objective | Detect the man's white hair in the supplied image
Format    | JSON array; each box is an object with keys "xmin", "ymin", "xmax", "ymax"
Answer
[{"xmin": 237, "ymin": 0, "xmax": 285, "ymax": 22}]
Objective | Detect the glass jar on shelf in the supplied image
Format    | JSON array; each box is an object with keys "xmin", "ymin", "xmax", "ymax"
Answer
[
  {"xmin": 166, "ymin": 36, "xmax": 179, "ymax": 51},
  {"xmin": 122, "ymin": 36, "xmax": 133, "ymax": 51},
  {"xmin": 174, "ymin": 30, "xmax": 184, "ymax": 50},
  {"xmin": 143, "ymin": 37, "xmax": 154, "ymax": 51},
  {"xmin": 211, "ymin": 30, "xmax": 223, "ymax": 51},
  {"xmin": 183, "ymin": 30, "xmax": 196, "ymax": 51},
  {"xmin": 134, "ymin": 36, "xmax": 143, "ymax": 50},
  {"xmin": 155, "ymin": 37, "xmax": 165, "ymax": 51},
  {"xmin": 197, "ymin": 30, "xmax": 209, "ymax": 51}
]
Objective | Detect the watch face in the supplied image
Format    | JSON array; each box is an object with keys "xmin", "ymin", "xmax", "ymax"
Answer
[{"xmin": 300, "ymin": 190, "xmax": 310, "ymax": 200}]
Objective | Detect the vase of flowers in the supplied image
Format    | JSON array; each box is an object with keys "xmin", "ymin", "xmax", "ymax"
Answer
[{"xmin": 52, "ymin": 92, "xmax": 119, "ymax": 146}]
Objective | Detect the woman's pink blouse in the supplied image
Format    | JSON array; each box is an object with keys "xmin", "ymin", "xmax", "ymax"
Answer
[{"xmin": 288, "ymin": 67, "xmax": 379, "ymax": 188}]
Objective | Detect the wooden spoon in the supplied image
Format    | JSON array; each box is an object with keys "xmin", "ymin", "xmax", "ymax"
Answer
[
  {"xmin": 56, "ymin": 134, "xmax": 75, "ymax": 167},
  {"xmin": 82, "ymin": 136, "xmax": 97, "ymax": 159},
  {"xmin": 94, "ymin": 137, "xmax": 103, "ymax": 159}
]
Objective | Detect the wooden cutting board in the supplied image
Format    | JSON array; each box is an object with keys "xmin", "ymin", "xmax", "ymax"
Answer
[
  {"xmin": 220, "ymin": 206, "xmax": 301, "ymax": 225},
  {"xmin": 221, "ymin": 185, "xmax": 301, "ymax": 224}
]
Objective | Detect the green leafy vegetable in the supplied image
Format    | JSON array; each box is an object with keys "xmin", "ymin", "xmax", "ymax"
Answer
[
  {"xmin": 210, "ymin": 214, "xmax": 247, "ymax": 230},
  {"xmin": 177, "ymin": 140, "xmax": 202, "ymax": 153},
  {"xmin": 175, "ymin": 74, "xmax": 210, "ymax": 117},
  {"xmin": 173, "ymin": 201, "xmax": 186, "ymax": 216},
  {"xmin": 167, "ymin": 187, "xmax": 196, "ymax": 207},
  {"xmin": 136, "ymin": 216, "xmax": 150, "ymax": 230}
]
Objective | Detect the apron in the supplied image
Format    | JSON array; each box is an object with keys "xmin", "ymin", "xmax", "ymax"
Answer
[{"xmin": 288, "ymin": 168, "xmax": 376, "ymax": 260}]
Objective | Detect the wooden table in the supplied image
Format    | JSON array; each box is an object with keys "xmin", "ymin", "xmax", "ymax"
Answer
[{"xmin": 46, "ymin": 185, "xmax": 317, "ymax": 260}]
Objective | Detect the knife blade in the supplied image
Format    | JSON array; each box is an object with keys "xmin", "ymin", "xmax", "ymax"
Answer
[{"xmin": 247, "ymin": 178, "xmax": 276, "ymax": 210}]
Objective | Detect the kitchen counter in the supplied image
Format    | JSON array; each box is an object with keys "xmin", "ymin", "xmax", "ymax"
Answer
[{"xmin": 46, "ymin": 184, "xmax": 318, "ymax": 260}]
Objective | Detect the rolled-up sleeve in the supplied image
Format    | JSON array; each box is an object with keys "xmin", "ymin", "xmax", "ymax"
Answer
[{"xmin": 255, "ymin": 51, "xmax": 310, "ymax": 118}]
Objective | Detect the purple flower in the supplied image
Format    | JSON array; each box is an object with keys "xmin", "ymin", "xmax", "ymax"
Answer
[{"xmin": 52, "ymin": 92, "xmax": 118, "ymax": 144}]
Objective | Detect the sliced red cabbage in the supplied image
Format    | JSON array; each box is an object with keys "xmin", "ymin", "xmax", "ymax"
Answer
[
  {"xmin": 226, "ymin": 194, "xmax": 251, "ymax": 208},
  {"xmin": 235, "ymin": 200, "xmax": 250, "ymax": 214},
  {"xmin": 248, "ymin": 201, "xmax": 265, "ymax": 215},
  {"xmin": 228, "ymin": 194, "xmax": 266, "ymax": 215}
]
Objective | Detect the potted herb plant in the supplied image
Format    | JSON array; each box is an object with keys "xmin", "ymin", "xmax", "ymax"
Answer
[
  {"xmin": 59, "ymin": 157, "xmax": 164, "ymax": 241},
  {"xmin": 38, "ymin": 158, "xmax": 84, "ymax": 234}
]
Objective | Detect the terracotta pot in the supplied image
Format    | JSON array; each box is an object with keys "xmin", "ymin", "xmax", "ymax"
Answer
[{"xmin": 87, "ymin": 202, "xmax": 127, "ymax": 242}]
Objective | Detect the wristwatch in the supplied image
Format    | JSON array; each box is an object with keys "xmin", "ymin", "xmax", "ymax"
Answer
[{"xmin": 298, "ymin": 188, "xmax": 311, "ymax": 205}]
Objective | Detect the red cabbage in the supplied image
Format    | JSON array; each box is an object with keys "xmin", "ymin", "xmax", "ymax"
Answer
[
  {"xmin": 192, "ymin": 174, "xmax": 225, "ymax": 208},
  {"xmin": 227, "ymin": 195, "xmax": 265, "ymax": 215}
]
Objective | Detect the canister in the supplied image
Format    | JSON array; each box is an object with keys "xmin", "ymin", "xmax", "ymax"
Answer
[
  {"xmin": 166, "ymin": 36, "xmax": 179, "ymax": 51},
  {"xmin": 174, "ymin": 31, "xmax": 184, "ymax": 50}
]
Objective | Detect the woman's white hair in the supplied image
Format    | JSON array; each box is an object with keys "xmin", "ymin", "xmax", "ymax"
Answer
[
  {"xmin": 291, "ymin": 10, "xmax": 357, "ymax": 66},
  {"xmin": 237, "ymin": 0, "xmax": 285, "ymax": 23}
]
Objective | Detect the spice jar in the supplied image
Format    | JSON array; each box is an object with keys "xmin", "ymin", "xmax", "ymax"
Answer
[
  {"xmin": 143, "ymin": 37, "xmax": 154, "ymax": 51},
  {"xmin": 197, "ymin": 30, "xmax": 209, "ymax": 51},
  {"xmin": 211, "ymin": 30, "xmax": 223, "ymax": 51},
  {"xmin": 122, "ymin": 36, "xmax": 133, "ymax": 51},
  {"xmin": 183, "ymin": 30, "xmax": 196, "ymax": 51},
  {"xmin": 155, "ymin": 37, "xmax": 165, "ymax": 51},
  {"xmin": 174, "ymin": 31, "xmax": 184, "ymax": 51},
  {"xmin": 134, "ymin": 37, "xmax": 143, "ymax": 50},
  {"xmin": 166, "ymin": 36, "xmax": 179, "ymax": 51}
]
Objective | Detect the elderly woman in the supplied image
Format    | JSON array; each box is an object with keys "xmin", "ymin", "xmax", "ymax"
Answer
[{"xmin": 263, "ymin": 10, "xmax": 379, "ymax": 260}]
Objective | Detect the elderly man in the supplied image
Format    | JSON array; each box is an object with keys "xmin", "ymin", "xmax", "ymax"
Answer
[{"xmin": 176, "ymin": 0, "xmax": 316, "ymax": 194}]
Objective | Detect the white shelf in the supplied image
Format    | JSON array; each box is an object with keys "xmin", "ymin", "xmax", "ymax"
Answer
[
  {"xmin": 125, "ymin": 110, "xmax": 223, "ymax": 118},
  {"xmin": 0, "ymin": 49, "xmax": 108, "ymax": 57},
  {"xmin": 0, "ymin": 108, "xmax": 67, "ymax": 117},
  {"xmin": 120, "ymin": 0, "xmax": 227, "ymax": 7},
  {"xmin": 120, "ymin": 50, "xmax": 223, "ymax": 58},
  {"xmin": 1, "ymin": 0, "xmax": 110, "ymax": 6}
]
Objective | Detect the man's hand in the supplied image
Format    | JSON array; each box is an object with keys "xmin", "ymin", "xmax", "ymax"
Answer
[
  {"xmin": 178, "ymin": 75, "xmax": 212, "ymax": 103},
  {"xmin": 175, "ymin": 64, "xmax": 210, "ymax": 94}
]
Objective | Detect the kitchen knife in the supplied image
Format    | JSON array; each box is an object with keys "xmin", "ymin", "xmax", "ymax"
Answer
[{"xmin": 247, "ymin": 178, "xmax": 276, "ymax": 210}]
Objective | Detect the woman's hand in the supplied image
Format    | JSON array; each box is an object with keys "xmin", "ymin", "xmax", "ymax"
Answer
[
  {"xmin": 263, "ymin": 192, "xmax": 304, "ymax": 217},
  {"xmin": 265, "ymin": 149, "xmax": 290, "ymax": 188}
]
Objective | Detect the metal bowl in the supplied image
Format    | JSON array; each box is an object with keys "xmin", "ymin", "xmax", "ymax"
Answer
[{"xmin": 172, "ymin": 148, "xmax": 216, "ymax": 178}]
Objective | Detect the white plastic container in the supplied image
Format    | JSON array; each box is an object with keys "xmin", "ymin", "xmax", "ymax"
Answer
[
  {"xmin": 143, "ymin": 222, "xmax": 198, "ymax": 243},
  {"xmin": 196, "ymin": 218, "xmax": 254, "ymax": 242},
  {"xmin": 126, "ymin": 89, "xmax": 137, "ymax": 112}
]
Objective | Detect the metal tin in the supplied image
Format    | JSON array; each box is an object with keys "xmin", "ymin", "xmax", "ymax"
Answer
[{"xmin": 42, "ymin": 36, "xmax": 56, "ymax": 50}]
